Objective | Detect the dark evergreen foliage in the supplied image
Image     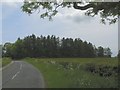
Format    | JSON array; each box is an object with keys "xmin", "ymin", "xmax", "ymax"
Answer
[
  {"xmin": 2, "ymin": 34, "xmax": 112, "ymax": 59},
  {"xmin": 118, "ymin": 50, "xmax": 120, "ymax": 59}
]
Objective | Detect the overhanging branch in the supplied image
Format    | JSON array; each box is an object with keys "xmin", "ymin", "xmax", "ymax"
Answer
[{"xmin": 73, "ymin": 2, "xmax": 94, "ymax": 10}]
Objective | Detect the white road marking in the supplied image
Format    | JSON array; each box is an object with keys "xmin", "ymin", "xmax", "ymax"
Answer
[
  {"xmin": 20, "ymin": 64, "xmax": 22, "ymax": 70},
  {"xmin": 11, "ymin": 63, "xmax": 22, "ymax": 80},
  {"xmin": 12, "ymin": 71, "xmax": 20, "ymax": 80}
]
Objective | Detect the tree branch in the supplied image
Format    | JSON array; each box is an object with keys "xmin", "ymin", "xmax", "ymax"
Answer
[{"xmin": 73, "ymin": 2, "xmax": 94, "ymax": 10}]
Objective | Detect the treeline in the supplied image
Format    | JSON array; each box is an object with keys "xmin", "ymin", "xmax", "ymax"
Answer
[
  {"xmin": 118, "ymin": 50, "xmax": 120, "ymax": 59},
  {"xmin": 2, "ymin": 34, "xmax": 112, "ymax": 59}
]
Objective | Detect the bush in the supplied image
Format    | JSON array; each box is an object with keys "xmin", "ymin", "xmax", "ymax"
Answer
[{"xmin": 85, "ymin": 63, "xmax": 118, "ymax": 77}]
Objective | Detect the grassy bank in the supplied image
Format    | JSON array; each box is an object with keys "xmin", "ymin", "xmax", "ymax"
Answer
[
  {"xmin": 2, "ymin": 58, "xmax": 12, "ymax": 67},
  {"xmin": 0, "ymin": 58, "xmax": 1, "ymax": 68},
  {"xmin": 24, "ymin": 58, "xmax": 118, "ymax": 88}
]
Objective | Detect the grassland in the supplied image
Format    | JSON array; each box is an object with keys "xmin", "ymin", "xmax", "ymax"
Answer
[
  {"xmin": 2, "ymin": 58, "xmax": 12, "ymax": 67},
  {"xmin": 0, "ymin": 58, "xmax": 1, "ymax": 68},
  {"xmin": 24, "ymin": 58, "xmax": 118, "ymax": 88}
]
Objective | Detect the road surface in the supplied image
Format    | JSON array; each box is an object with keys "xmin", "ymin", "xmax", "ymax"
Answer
[{"xmin": 2, "ymin": 61, "xmax": 45, "ymax": 88}]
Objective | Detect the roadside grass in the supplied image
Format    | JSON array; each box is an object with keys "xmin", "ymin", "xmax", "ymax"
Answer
[
  {"xmin": 0, "ymin": 58, "xmax": 2, "ymax": 68},
  {"xmin": 24, "ymin": 58, "xmax": 118, "ymax": 88},
  {"xmin": 2, "ymin": 57, "xmax": 12, "ymax": 67}
]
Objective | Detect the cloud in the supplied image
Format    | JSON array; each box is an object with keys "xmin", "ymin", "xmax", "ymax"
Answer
[
  {"xmin": 2, "ymin": 1, "xmax": 94, "ymax": 23},
  {"xmin": 55, "ymin": 7, "xmax": 94, "ymax": 23},
  {"xmin": 0, "ymin": 3, "xmax": 2, "ymax": 44},
  {"xmin": 1, "ymin": 0, "xmax": 23, "ymax": 2},
  {"xmin": 66, "ymin": 14, "xmax": 93, "ymax": 23},
  {"xmin": 0, "ymin": 3, "xmax": 2, "ymax": 21},
  {"xmin": 119, "ymin": 17, "xmax": 120, "ymax": 50},
  {"xmin": 2, "ymin": 1, "xmax": 23, "ymax": 20},
  {"xmin": 1, "ymin": 0, "xmax": 24, "ymax": 8}
]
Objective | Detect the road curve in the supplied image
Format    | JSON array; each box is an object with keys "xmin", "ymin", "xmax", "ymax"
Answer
[{"xmin": 2, "ymin": 61, "xmax": 45, "ymax": 88}]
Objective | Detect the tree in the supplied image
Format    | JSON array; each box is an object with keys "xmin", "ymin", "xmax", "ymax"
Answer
[
  {"xmin": 3, "ymin": 43, "xmax": 13, "ymax": 57},
  {"xmin": 104, "ymin": 47, "xmax": 112, "ymax": 57},
  {"xmin": 0, "ymin": 45, "xmax": 2, "ymax": 58},
  {"xmin": 3, "ymin": 34, "xmax": 112, "ymax": 59},
  {"xmin": 97, "ymin": 46, "xmax": 104, "ymax": 57},
  {"xmin": 118, "ymin": 50, "xmax": 120, "ymax": 59},
  {"xmin": 8, "ymin": 38, "xmax": 25, "ymax": 59},
  {"xmin": 21, "ymin": 1, "xmax": 119, "ymax": 24}
]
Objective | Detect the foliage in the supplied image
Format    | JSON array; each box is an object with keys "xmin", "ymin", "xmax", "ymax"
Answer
[
  {"xmin": 2, "ymin": 58, "xmax": 12, "ymax": 67},
  {"xmin": 2, "ymin": 34, "xmax": 112, "ymax": 59},
  {"xmin": 21, "ymin": 1, "xmax": 120, "ymax": 24},
  {"xmin": 97, "ymin": 46, "xmax": 104, "ymax": 57},
  {"xmin": 0, "ymin": 45, "xmax": 2, "ymax": 58},
  {"xmin": 118, "ymin": 50, "xmax": 120, "ymax": 59},
  {"xmin": 85, "ymin": 63, "xmax": 119, "ymax": 77},
  {"xmin": 25, "ymin": 58, "xmax": 118, "ymax": 88}
]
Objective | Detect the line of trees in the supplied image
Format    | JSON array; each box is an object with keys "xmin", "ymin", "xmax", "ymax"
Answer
[
  {"xmin": 2, "ymin": 34, "xmax": 112, "ymax": 59},
  {"xmin": 118, "ymin": 50, "xmax": 120, "ymax": 59}
]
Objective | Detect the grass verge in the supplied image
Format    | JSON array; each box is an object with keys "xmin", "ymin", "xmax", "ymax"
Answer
[
  {"xmin": 24, "ymin": 58, "xmax": 118, "ymax": 88},
  {"xmin": 2, "ymin": 57, "xmax": 12, "ymax": 67}
]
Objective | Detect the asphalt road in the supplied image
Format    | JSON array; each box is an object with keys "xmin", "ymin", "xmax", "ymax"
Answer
[{"xmin": 2, "ymin": 61, "xmax": 45, "ymax": 88}]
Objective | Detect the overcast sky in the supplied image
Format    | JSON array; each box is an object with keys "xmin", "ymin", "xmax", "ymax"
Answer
[{"xmin": 1, "ymin": 2, "xmax": 118, "ymax": 56}]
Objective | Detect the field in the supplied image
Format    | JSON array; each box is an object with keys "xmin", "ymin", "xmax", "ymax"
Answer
[
  {"xmin": 24, "ymin": 58, "xmax": 119, "ymax": 88},
  {"xmin": 2, "ymin": 58, "xmax": 12, "ymax": 67}
]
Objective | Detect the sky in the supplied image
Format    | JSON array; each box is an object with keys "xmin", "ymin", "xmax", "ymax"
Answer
[{"xmin": 1, "ymin": 1, "xmax": 118, "ymax": 57}]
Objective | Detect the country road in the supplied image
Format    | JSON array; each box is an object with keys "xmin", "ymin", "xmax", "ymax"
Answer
[{"xmin": 2, "ymin": 61, "xmax": 45, "ymax": 88}]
